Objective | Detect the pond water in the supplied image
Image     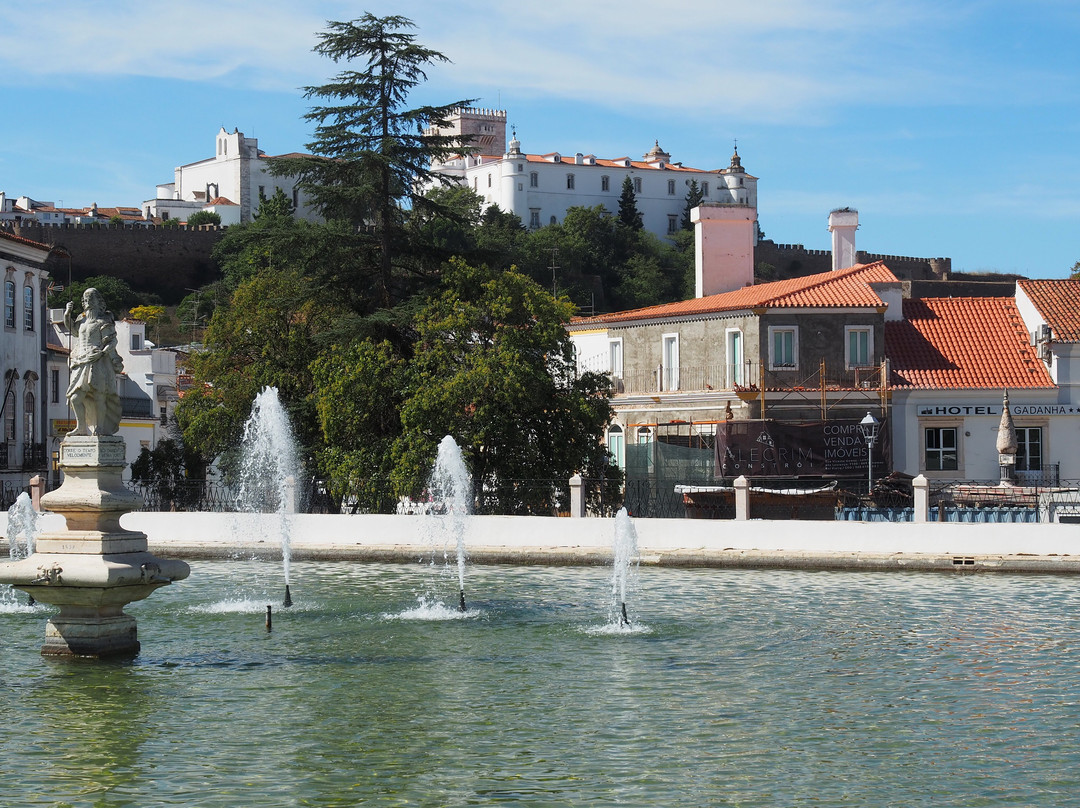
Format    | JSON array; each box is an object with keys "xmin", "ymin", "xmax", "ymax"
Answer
[{"xmin": 2, "ymin": 560, "xmax": 1080, "ymax": 807}]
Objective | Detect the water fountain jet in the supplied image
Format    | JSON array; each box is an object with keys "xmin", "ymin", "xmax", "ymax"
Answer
[
  {"xmin": 427, "ymin": 435, "xmax": 472, "ymax": 612},
  {"xmin": 235, "ymin": 387, "xmax": 300, "ymax": 608}
]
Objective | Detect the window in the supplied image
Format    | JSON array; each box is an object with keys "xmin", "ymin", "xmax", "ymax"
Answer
[
  {"xmin": 567, "ymin": 173, "xmax": 575, "ymax": 190},
  {"xmin": 4, "ymin": 281, "xmax": 14, "ymax": 328},
  {"xmin": 23, "ymin": 390, "xmax": 34, "ymax": 444},
  {"xmin": 292, "ymin": 188, "xmax": 299, "ymax": 208},
  {"xmin": 22, "ymin": 285, "xmax": 33, "ymax": 331},
  {"xmin": 487, "ymin": 173, "xmax": 492, "ymax": 188},
  {"xmin": 662, "ymin": 333, "xmax": 679, "ymax": 391},
  {"xmin": 517, "ymin": 163, "xmax": 524, "ymax": 173},
  {"xmin": 601, "ymin": 175, "xmax": 610, "ymax": 192},
  {"xmin": 633, "ymin": 177, "xmax": 642, "ymax": 193},
  {"xmin": 131, "ymin": 333, "xmax": 142, "ymax": 351},
  {"xmin": 530, "ymin": 172, "xmax": 538, "ymax": 188},
  {"xmin": 768, "ymin": 326, "xmax": 797, "ymax": 369},
  {"xmin": 550, "ymin": 215, "xmax": 557, "ymax": 226},
  {"xmin": 473, "ymin": 177, "xmax": 478, "ymax": 191},
  {"xmin": 517, "ymin": 183, "xmax": 523, "ymax": 191},
  {"xmin": 845, "ymin": 326, "xmax": 872, "ymax": 368},
  {"xmin": 607, "ymin": 424, "xmax": 625, "ymax": 470},
  {"xmin": 3, "ymin": 392, "xmax": 13, "ymax": 442},
  {"xmin": 667, "ymin": 179, "xmax": 676, "ymax": 195},
  {"xmin": 50, "ymin": 368, "xmax": 59, "ymax": 404},
  {"xmin": 608, "ymin": 339, "xmax": 623, "ymax": 378},
  {"xmin": 667, "ymin": 215, "xmax": 678, "ymax": 233},
  {"xmin": 726, "ymin": 329, "xmax": 744, "ymax": 387},
  {"xmin": 702, "ymin": 182, "xmax": 709, "ymax": 196},
  {"xmin": 529, "ymin": 210, "xmax": 540, "ymax": 229},
  {"xmin": 1016, "ymin": 427, "xmax": 1043, "ymax": 472},
  {"xmin": 925, "ymin": 427, "xmax": 958, "ymax": 471}
]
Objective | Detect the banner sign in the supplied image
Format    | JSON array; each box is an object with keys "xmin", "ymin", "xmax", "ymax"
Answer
[
  {"xmin": 715, "ymin": 418, "xmax": 889, "ymax": 478},
  {"xmin": 917, "ymin": 403, "xmax": 1079, "ymax": 417}
]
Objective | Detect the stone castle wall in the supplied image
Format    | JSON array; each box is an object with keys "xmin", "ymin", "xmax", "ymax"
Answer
[
  {"xmin": 755, "ymin": 239, "xmax": 952, "ymax": 282},
  {"xmin": 2, "ymin": 222, "xmax": 223, "ymax": 302}
]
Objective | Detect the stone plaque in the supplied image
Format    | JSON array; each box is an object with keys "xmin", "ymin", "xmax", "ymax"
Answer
[{"xmin": 61, "ymin": 437, "xmax": 127, "ymax": 467}]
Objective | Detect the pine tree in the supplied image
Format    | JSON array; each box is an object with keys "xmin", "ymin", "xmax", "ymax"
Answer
[
  {"xmin": 681, "ymin": 179, "xmax": 704, "ymax": 231},
  {"xmin": 272, "ymin": 14, "xmax": 473, "ymax": 306},
  {"xmin": 617, "ymin": 176, "xmax": 643, "ymax": 231}
]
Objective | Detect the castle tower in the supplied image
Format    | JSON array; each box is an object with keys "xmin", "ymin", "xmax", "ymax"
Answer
[{"xmin": 427, "ymin": 108, "xmax": 507, "ymax": 156}]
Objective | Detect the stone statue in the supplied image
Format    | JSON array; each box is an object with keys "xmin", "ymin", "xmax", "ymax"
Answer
[{"xmin": 64, "ymin": 287, "xmax": 124, "ymax": 436}]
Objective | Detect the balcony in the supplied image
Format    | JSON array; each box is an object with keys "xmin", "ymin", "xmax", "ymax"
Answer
[
  {"xmin": 610, "ymin": 361, "xmax": 886, "ymax": 396},
  {"xmin": 121, "ymin": 395, "xmax": 154, "ymax": 418}
]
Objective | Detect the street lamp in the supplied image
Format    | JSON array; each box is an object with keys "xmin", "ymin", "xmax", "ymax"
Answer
[{"xmin": 858, "ymin": 411, "xmax": 880, "ymax": 495}]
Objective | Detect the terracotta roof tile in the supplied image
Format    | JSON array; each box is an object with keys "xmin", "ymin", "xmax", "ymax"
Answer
[
  {"xmin": 886, "ymin": 298, "xmax": 1054, "ymax": 390},
  {"xmin": 571, "ymin": 262, "xmax": 898, "ymax": 326},
  {"xmin": 1018, "ymin": 279, "xmax": 1080, "ymax": 342},
  {"xmin": 0, "ymin": 229, "xmax": 50, "ymax": 251}
]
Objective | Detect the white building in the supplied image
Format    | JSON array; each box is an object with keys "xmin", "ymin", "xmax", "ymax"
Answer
[
  {"xmin": 0, "ymin": 230, "xmax": 52, "ymax": 491},
  {"xmin": 144, "ymin": 127, "xmax": 318, "ymax": 225},
  {"xmin": 428, "ymin": 108, "xmax": 757, "ymax": 241}
]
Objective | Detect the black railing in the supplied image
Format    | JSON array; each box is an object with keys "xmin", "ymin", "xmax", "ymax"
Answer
[{"xmin": 22, "ymin": 442, "xmax": 46, "ymax": 470}]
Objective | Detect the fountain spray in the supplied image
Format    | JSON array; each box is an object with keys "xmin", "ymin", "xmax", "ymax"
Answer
[
  {"xmin": 430, "ymin": 436, "xmax": 472, "ymax": 612},
  {"xmin": 611, "ymin": 508, "xmax": 639, "ymax": 628},
  {"xmin": 236, "ymin": 387, "xmax": 300, "ymax": 607}
]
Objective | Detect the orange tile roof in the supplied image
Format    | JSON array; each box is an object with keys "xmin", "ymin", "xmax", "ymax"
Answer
[
  {"xmin": 1018, "ymin": 279, "xmax": 1080, "ymax": 342},
  {"xmin": 571, "ymin": 261, "xmax": 898, "ymax": 326},
  {"xmin": 0, "ymin": 229, "xmax": 50, "ymax": 251},
  {"xmin": 886, "ymin": 297, "xmax": 1054, "ymax": 390}
]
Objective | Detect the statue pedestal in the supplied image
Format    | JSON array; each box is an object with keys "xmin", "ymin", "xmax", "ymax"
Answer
[{"xmin": 0, "ymin": 435, "xmax": 189, "ymax": 658}]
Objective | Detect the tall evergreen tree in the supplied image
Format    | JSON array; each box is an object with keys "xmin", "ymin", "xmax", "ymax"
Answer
[
  {"xmin": 272, "ymin": 14, "xmax": 473, "ymax": 307},
  {"xmin": 681, "ymin": 179, "xmax": 704, "ymax": 231},
  {"xmin": 617, "ymin": 176, "xmax": 643, "ymax": 231}
]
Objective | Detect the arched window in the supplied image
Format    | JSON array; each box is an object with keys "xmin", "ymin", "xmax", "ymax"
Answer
[
  {"xmin": 23, "ymin": 389, "xmax": 34, "ymax": 446},
  {"xmin": 23, "ymin": 284, "xmax": 33, "ymax": 330},
  {"xmin": 4, "ymin": 280, "xmax": 14, "ymax": 329},
  {"xmin": 607, "ymin": 424, "xmax": 625, "ymax": 470}
]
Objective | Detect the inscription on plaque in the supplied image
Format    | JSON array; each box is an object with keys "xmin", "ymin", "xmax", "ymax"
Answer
[{"xmin": 61, "ymin": 439, "xmax": 127, "ymax": 467}]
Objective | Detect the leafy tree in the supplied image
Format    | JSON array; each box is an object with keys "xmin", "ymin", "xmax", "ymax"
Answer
[
  {"xmin": 130, "ymin": 436, "xmax": 207, "ymax": 510},
  {"xmin": 49, "ymin": 275, "xmax": 143, "ymax": 316},
  {"xmin": 681, "ymin": 179, "xmax": 703, "ymax": 231},
  {"xmin": 273, "ymin": 14, "xmax": 474, "ymax": 307},
  {"xmin": 1071, "ymin": 260, "xmax": 1080, "ymax": 280},
  {"xmin": 617, "ymin": 176, "xmax": 643, "ymax": 231},
  {"xmin": 177, "ymin": 265, "xmax": 343, "ymax": 470},
  {"xmin": 161, "ymin": 217, "xmax": 181, "ymax": 229},
  {"xmin": 129, "ymin": 304, "xmax": 166, "ymax": 342},
  {"xmin": 109, "ymin": 214, "xmax": 125, "ymax": 227},
  {"xmin": 392, "ymin": 259, "xmax": 618, "ymax": 514},
  {"xmin": 186, "ymin": 210, "xmax": 222, "ymax": 227},
  {"xmin": 310, "ymin": 340, "xmax": 408, "ymax": 511}
]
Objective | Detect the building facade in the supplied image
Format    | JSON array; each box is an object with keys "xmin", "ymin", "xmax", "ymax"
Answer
[
  {"xmin": 144, "ymin": 127, "xmax": 318, "ymax": 225},
  {"xmin": 428, "ymin": 108, "xmax": 758, "ymax": 241},
  {"xmin": 0, "ymin": 231, "xmax": 52, "ymax": 495}
]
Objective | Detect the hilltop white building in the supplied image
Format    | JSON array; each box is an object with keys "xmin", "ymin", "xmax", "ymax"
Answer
[
  {"xmin": 427, "ymin": 109, "xmax": 758, "ymax": 241},
  {"xmin": 144, "ymin": 127, "xmax": 319, "ymax": 225}
]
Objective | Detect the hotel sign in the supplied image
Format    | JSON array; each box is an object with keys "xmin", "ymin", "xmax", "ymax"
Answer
[{"xmin": 917, "ymin": 404, "xmax": 1080, "ymax": 417}]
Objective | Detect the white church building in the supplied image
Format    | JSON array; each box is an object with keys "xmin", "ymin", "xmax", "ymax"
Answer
[
  {"xmin": 144, "ymin": 128, "xmax": 319, "ymax": 225},
  {"xmin": 427, "ymin": 108, "xmax": 758, "ymax": 241}
]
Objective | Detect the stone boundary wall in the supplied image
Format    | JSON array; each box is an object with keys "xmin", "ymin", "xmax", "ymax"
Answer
[
  {"xmin": 755, "ymin": 239, "xmax": 952, "ymax": 282},
  {"xmin": 2, "ymin": 222, "xmax": 224, "ymax": 302}
]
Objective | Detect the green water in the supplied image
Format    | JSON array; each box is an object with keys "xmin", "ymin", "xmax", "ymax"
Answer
[{"xmin": 2, "ymin": 560, "xmax": 1080, "ymax": 807}]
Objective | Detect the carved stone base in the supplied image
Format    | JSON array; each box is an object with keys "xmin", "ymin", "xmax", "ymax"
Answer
[{"xmin": 43, "ymin": 613, "xmax": 139, "ymax": 658}]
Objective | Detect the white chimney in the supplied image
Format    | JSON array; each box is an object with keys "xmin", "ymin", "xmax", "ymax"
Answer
[
  {"xmin": 828, "ymin": 208, "xmax": 859, "ymax": 271},
  {"xmin": 691, "ymin": 203, "xmax": 755, "ymax": 297}
]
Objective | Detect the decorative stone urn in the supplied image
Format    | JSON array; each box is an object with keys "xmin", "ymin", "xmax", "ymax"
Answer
[
  {"xmin": 0, "ymin": 287, "xmax": 188, "ymax": 658},
  {"xmin": 0, "ymin": 436, "xmax": 189, "ymax": 657}
]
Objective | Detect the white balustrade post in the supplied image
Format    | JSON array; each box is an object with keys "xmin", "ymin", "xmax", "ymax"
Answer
[
  {"xmin": 912, "ymin": 474, "xmax": 929, "ymax": 524},
  {"xmin": 569, "ymin": 473, "xmax": 585, "ymax": 518},
  {"xmin": 734, "ymin": 475, "xmax": 750, "ymax": 521}
]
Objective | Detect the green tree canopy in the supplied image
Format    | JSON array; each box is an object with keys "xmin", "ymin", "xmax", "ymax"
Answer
[
  {"xmin": 186, "ymin": 210, "xmax": 222, "ymax": 227},
  {"xmin": 681, "ymin": 179, "xmax": 704, "ymax": 231},
  {"xmin": 617, "ymin": 176, "xmax": 643, "ymax": 231},
  {"xmin": 272, "ymin": 14, "xmax": 474, "ymax": 307},
  {"xmin": 391, "ymin": 259, "xmax": 618, "ymax": 513}
]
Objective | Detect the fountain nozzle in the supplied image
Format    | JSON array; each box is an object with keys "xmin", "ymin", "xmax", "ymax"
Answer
[
  {"xmin": 458, "ymin": 589, "xmax": 467, "ymax": 612},
  {"xmin": 283, "ymin": 585, "xmax": 293, "ymax": 608},
  {"xmin": 620, "ymin": 602, "xmax": 630, "ymax": 627}
]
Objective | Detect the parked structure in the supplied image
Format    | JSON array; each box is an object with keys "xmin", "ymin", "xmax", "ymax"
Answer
[
  {"xmin": 427, "ymin": 108, "xmax": 757, "ymax": 241},
  {"xmin": 143, "ymin": 127, "xmax": 318, "ymax": 225}
]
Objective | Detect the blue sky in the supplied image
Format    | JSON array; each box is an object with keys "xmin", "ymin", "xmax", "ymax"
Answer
[{"xmin": 2, "ymin": 0, "xmax": 1078, "ymax": 278}]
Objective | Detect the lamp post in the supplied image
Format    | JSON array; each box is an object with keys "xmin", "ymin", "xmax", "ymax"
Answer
[{"xmin": 858, "ymin": 411, "xmax": 880, "ymax": 496}]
